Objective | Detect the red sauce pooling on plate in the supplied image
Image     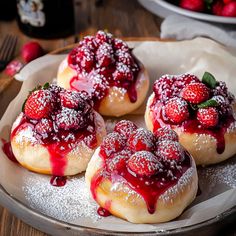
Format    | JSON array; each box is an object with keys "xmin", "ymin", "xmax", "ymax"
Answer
[
  {"xmin": 1, "ymin": 139, "xmax": 18, "ymax": 163},
  {"xmin": 68, "ymin": 31, "xmax": 140, "ymax": 110},
  {"xmin": 50, "ymin": 176, "xmax": 67, "ymax": 187},
  {"xmin": 97, "ymin": 207, "xmax": 111, "ymax": 217}
]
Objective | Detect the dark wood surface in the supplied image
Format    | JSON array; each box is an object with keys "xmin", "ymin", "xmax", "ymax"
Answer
[{"xmin": 0, "ymin": 0, "xmax": 162, "ymax": 235}]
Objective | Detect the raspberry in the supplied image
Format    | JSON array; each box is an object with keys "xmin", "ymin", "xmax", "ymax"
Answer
[
  {"xmin": 96, "ymin": 42, "xmax": 115, "ymax": 67},
  {"xmin": 154, "ymin": 127, "xmax": 179, "ymax": 142},
  {"xmin": 95, "ymin": 30, "xmax": 112, "ymax": 45},
  {"xmin": 179, "ymin": 0, "xmax": 205, "ymax": 12},
  {"xmin": 212, "ymin": 0, "xmax": 224, "ymax": 15},
  {"xmin": 114, "ymin": 120, "xmax": 138, "ymax": 139},
  {"xmin": 100, "ymin": 132, "xmax": 125, "ymax": 159},
  {"xmin": 35, "ymin": 118, "xmax": 53, "ymax": 136},
  {"xmin": 21, "ymin": 41, "xmax": 44, "ymax": 63},
  {"xmin": 164, "ymin": 97, "xmax": 189, "ymax": 124},
  {"xmin": 80, "ymin": 36, "xmax": 97, "ymax": 51},
  {"xmin": 156, "ymin": 140, "xmax": 184, "ymax": 161},
  {"xmin": 116, "ymin": 50, "xmax": 134, "ymax": 66},
  {"xmin": 127, "ymin": 151, "xmax": 163, "ymax": 176},
  {"xmin": 113, "ymin": 63, "xmax": 133, "ymax": 82},
  {"xmin": 55, "ymin": 108, "xmax": 85, "ymax": 130},
  {"xmin": 106, "ymin": 150, "xmax": 131, "ymax": 172},
  {"xmin": 197, "ymin": 107, "xmax": 219, "ymax": 127},
  {"xmin": 24, "ymin": 89, "xmax": 54, "ymax": 120},
  {"xmin": 59, "ymin": 90, "xmax": 86, "ymax": 110},
  {"xmin": 112, "ymin": 38, "xmax": 129, "ymax": 51},
  {"xmin": 76, "ymin": 46, "xmax": 95, "ymax": 72},
  {"xmin": 128, "ymin": 128, "xmax": 155, "ymax": 151},
  {"xmin": 181, "ymin": 82, "xmax": 210, "ymax": 104}
]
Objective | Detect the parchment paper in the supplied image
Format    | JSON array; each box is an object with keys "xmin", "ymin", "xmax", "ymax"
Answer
[{"xmin": 0, "ymin": 38, "xmax": 236, "ymax": 232}]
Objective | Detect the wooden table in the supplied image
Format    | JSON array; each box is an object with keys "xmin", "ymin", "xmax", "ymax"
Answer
[{"xmin": 0, "ymin": 0, "xmax": 161, "ymax": 235}]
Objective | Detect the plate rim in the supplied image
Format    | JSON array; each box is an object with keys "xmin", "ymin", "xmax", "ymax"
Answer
[{"xmin": 139, "ymin": 0, "xmax": 236, "ymax": 24}]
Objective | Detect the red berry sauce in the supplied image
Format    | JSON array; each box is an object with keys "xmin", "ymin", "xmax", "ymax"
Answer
[
  {"xmin": 150, "ymin": 74, "xmax": 236, "ymax": 154},
  {"xmin": 67, "ymin": 31, "xmax": 140, "ymax": 110},
  {"xmin": 90, "ymin": 120, "xmax": 192, "ymax": 214},
  {"xmin": 1, "ymin": 139, "xmax": 18, "ymax": 163},
  {"xmin": 11, "ymin": 85, "xmax": 98, "ymax": 179},
  {"xmin": 50, "ymin": 176, "xmax": 67, "ymax": 187}
]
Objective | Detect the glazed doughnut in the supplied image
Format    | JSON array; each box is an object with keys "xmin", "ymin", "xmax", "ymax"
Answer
[
  {"xmin": 11, "ymin": 84, "xmax": 106, "ymax": 176},
  {"xmin": 57, "ymin": 30, "xmax": 149, "ymax": 117},
  {"xmin": 145, "ymin": 72, "xmax": 236, "ymax": 166},
  {"xmin": 85, "ymin": 120, "xmax": 198, "ymax": 223}
]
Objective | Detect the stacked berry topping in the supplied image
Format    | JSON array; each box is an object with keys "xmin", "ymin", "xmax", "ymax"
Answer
[
  {"xmin": 17, "ymin": 83, "xmax": 96, "ymax": 147},
  {"xmin": 68, "ymin": 31, "xmax": 140, "ymax": 107},
  {"xmin": 92, "ymin": 120, "xmax": 191, "ymax": 214},
  {"xmin": 153, "ymin": 72, "xmax": 235, "ymax": 128}
]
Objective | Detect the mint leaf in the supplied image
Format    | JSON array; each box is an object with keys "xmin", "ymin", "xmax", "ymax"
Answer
[
  {"xmin": 42, "ymin": 82, "xmax": 50, "ymax": 89},
  {"xmin": 197, "ymin": 99, "xmax": 219, "ymax": 109},
  {"xmin": 202, "ymin": 72, "xmax": 218, "ymax": 88}
]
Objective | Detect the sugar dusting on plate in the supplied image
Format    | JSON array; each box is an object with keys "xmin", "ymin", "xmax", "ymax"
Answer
[{"xmin": 23, "ymin": 175, "xmax": 101, "ymax": 222}]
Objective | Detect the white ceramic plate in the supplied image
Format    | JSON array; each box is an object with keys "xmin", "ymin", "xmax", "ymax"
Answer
[{"xmin": 138, "ymin": 0, "xmax": 236, "ymax": 24}]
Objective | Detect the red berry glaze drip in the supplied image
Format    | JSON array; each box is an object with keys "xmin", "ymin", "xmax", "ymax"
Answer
[
  {"xmin": 97, "ymin": 207, "xmax": 111, "ymax": 217},
  {"xmin": 90, "ymin": 120, "xmax": 191, "ymax": 215},
  {"xmin": 150, "ymin": 73, "xmax": 236, "ymax": 154},
  {"xmin": 68, "ymin": 31, "xmax": 140, "ymax": 110},
  {"xmin": 50, "ymin": 176, "xmax": 67, "ymax": 187},
  {"xmin": 1, "ymin": 139, "xmax": 18, "ymax": 163},
  {"xmin": 11, "ymin": 84, "xmax": 98, "ymax": 177}
]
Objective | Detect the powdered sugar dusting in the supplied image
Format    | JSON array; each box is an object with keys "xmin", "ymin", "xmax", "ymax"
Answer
[{"xmin": 23, "ymin": 176, "xmax": 100, "ymax": 222}]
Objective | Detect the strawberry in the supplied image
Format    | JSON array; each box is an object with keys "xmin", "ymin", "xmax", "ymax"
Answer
[
  {"xmin": 56, "ymin": 108, "xmax": 85, "ymax": 130},
  {"xmin": 113, "ymin": 62, "xmax": 133, "ymax": 81},
  {"xmin": 156, "ymin": 140, "xmax": 184, "ymax": 161},
  {"xmin": 197, "ymin": 107, "xmax": 219, "ymax": 127},
  {"xmin": 223, "ymin": 0, "xmax": 233, "ymax": 4},
  {"xmin": 212, "ymin": 0, "xmax": 224, "ymax": 15},
  {"xmin": 5, "ymin": 60, "xmax": 23, "ymax": 76},
  {"xmin": 106, "ymin": 150, "xmax": 131, "ymax": 172},
  {"xmin": 181, "ymin": 82, "xmax": 210, "ymax": 104},
  {"xmin": 100, "ymin": 132, "xmax": 125, "ymax": 159},
  {"xmin": 164, "ymin": 97, "xmax": 189, "ymax": 124},
  {"xmin": 24, "ymin": 89, "xmax": 53, "ymax": 120},
  {"xmin": 35, "ymin": 118, "xmax": 53, "ymax": 136},
  {"xmin": 21, "ymin": 41, "xmax": 44, "ymax": 63},
  {"xmin": 114, "ymin": 120, "xmax": 137, "ymax": 139},
  {"xmin": 154, "ymin": 127, "xmax": 179, "ymax": 142},
  {"xmin": 96, "ymin": 42, "xmax": 115, "ymax": 67},
  {"xmin": 59, "ymin": 90, "xmax": 85, "ymax": 110},
  {"xmin": 127, "ymin": 151, "xmax": 163, "ymax": 176},
  {"xmin": 179, "ymin": 0, "xmax": 205, "ymax": 12},
  {"xmin": 221, "ymin": 1, "xmax": 236, "ymax": 16},
  {"xmin": 128, "ymin": 128, "xmax": 155, "ymax": 152}
]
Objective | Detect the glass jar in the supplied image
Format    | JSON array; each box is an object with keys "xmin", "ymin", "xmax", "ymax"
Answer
[{"xmin": 16, "ymin": 0, "xmax": 75, "ymax": 39}]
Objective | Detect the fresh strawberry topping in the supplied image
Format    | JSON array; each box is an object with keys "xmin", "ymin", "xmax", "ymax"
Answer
[
  {"xmin": 154, "ymin": 127, "xmax": 179, "ymax": 142},
  {"xmin": 100, "ymin": 132, "xmax": 125, "ymax": 159},
  {"xmin": 156, "ymin": 140, "xmax": 184, "ymax": 161},
  {"xmin": 164, "ymin": 97, "xmax": 189, "ymax": 123},
  {"xmin": 197, "ymin": 107, "xmax": 219, "ymax": 127},
  {"xmin": 114, "ymin": 120, "xmax": 138, "ymax": 139},
  {"xmin": 128, "ymin": 128, "xmax": 155, "ymax": 151},
  {"xmin": 221, "ymin": 1, "xmax": 236, "ymax": 16},
  {"xmin": 24, "ymin": 89, "xmax": 54, "ymax": 120},
  {"xmin": 181, "ymin": 82, "xmax": 210, "ymax": 104},
  {"xmin": 127, "ymin": 151, "xmax": 163, "ymax": 176}
]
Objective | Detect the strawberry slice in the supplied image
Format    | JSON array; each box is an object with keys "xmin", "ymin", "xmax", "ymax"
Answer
[
  {"xmin": 127, "ymin": 151, "xmax": 163, "ymax": 176},
  {"xmin": 164, "ymin": 97, "xmax": 189, "ymax": 124},
  {"xmin": 197, "ymin": 107, "xmax": 219, "ymax": 127},
  {"xmin": 24, "ymin": 89, "xmax": 54, "ymax": 120},
  {"xmin": 181, "ymin": 82, "xmax": 210, "ymax": 104}
]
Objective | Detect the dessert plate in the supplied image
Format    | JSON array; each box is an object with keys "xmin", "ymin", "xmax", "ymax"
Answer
[
  {"xmin": 138, "ymin": 0, "xmax": 236, "ymax": 24},
  {"xmin": 0, "ymin": 38, "xmax": 236, "ymax": 235}
]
